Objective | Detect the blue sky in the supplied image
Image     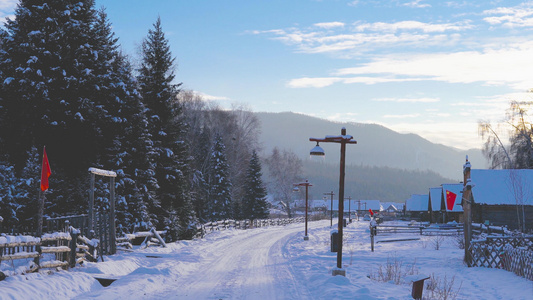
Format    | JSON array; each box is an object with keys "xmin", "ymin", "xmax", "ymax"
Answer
[{"xmin": 2, "ymin": 0, "xmax": 533, "ymax": 150}]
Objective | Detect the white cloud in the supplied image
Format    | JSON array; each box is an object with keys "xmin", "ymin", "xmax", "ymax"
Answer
[
  {"xmin": 326, "ymin": 112, "xmax": 359, "ymax": 122},
  {"xmin": 383, "ymin": 113, "xmax": 421, "ymax": 118},
  {"xmin": 373, "ymin": 97, "xmax": 440, "ymax": 103},
  {"xmin": 314, "ymin": 22, "xmax": 345, "ymax": 29},
  {"xmin": 483, "ymin": 4, "xmax": 533, "ymax": 28},
  {"xmin": 193, "ymin": 91, "xmax": 230, "ymax": 101},
  {"xmin": 0, "ymin": 0, "xmax": 17, "ymax": 11},
  {"xmin": 287, "ymin": 75, "xmax": 427, "ymax": 88},
  {"xmin": 253, "ymin": 20, "xmax": 468, "ymax": 57},
  {"xmin": 330, "ymin": 41, "xmax": 533, "ymax": 90},
  {"xmin": 402, "ymin": 0, "xmax": 431, "ymax": 8},
  {"xmin": 354, "ymin": 20, "xmax": 471, "ymax": 33},
  {"xmin": 0, "ymin": 0, "xmax": 16, "ymax": 20},
  {"xmin": 378, "ymin": 120, "xmax": 483, "ymax": 149}
]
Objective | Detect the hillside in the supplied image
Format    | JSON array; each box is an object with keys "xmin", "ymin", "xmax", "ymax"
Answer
[{"xmin": 256, "ymin": 112, "xmax": 486, "ymax": 181}]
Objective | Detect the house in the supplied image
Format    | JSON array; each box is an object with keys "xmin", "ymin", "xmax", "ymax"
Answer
[
  {"xmin": 405, "ymin": 194, "xmax": 429, "ymax": 221},
  {"xmin": 470, "ymin": 169, "xmax": 533, "ymax": 231},
  {"xmin": 380, "ymin": 202, "xmax": 404, "ymax": 217},
  {"xmin": 428, "ymin": 187, "xmax": 443, "ymax": 223}
]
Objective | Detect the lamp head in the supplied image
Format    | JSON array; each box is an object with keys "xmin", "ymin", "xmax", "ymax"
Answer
[{"xmin": 310, "ymin": 142, "xmax": 325, "ymax": 156}]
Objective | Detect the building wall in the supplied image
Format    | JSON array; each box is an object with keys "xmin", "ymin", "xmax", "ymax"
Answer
[{"xmin": 472, "ymin": 204, "xmax": 533, "ymax": 232}]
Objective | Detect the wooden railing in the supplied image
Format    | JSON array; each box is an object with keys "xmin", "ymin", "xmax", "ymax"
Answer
[{"xmin": 468, "ymin": 236, "xmax": 533, "ymax": 281}]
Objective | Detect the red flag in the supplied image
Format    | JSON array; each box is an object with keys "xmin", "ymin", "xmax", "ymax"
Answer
[
  {"xmin": 40, "ymin": 146, "xmax": 51, "ymax": 191},
  {"xmin": 369, "ymin": 208, "xmax": 374, "ymax": 216},
  {"xmin": 446, "ymin": 190, "xmax": 457, "ymax": 211}
]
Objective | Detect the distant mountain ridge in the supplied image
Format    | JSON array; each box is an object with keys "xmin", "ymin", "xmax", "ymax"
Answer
[{"xmin": 255, "ymin": 112, "xmax": 486, "ymax": 180}]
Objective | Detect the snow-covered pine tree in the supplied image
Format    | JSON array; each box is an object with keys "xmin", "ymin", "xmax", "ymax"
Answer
[
  {"xmin": 242, "ymin": 150, "xmax": 269, "ymax": 220},
  {"xmin": 0, "ymin": 0, "xmax": 106, "ymax": 215},
  {"xmin": 91, "ymin": 8, "xmax": 158, "ymax": 232},
  {"xmin": 0, "ymin": 161, "xmax": 19, "ymax": 227},
  {"xmin": 137, "ymin": 17, "xmax": 195, "ymax": 239},
  {"xmin": 190, "ymin": 128, "xmax": 211, "ymax": 222},
  {"xmin": 208, "ymin": 134, "xmax": 232, "ymax": 221},
  {"xmin": 15, "ymin": 146, "xmax": 41, "ymax": 227}
]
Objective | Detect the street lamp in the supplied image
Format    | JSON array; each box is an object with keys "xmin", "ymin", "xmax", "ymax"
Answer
[
  {"xmin": 324, "ymin": 191, "xmax": 335, "ymax": 227},
  {"xmin": 293, "ymin": 179, "xmax": 312, "ymax": 241},
  {"xmin": 310, "ymin": 127, "xmax": 357, "ymax": 277}
]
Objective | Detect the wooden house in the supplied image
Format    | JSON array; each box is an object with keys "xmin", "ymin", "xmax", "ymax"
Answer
[
  {"xmin": 405, "ymin": 194, "xmax": 429, "ymax": 221},
  {"xmin": 428, "ymin": 187, "xmax": 443, "ymax": 223},
  {"xmin": 470, "ymin": 169, "xmax": 533, "ymax": 232}
]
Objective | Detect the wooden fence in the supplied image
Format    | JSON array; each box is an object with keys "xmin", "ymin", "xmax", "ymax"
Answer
[
  {"xmin": 468, "ymin": 236, "xmax": 533, "ymax": 281},
  {"xmin": 198, "ymin": 217, "xmax": 306, "ymax": 237},
  {"xmin": 375, "ymin": 223, "xmax": 463, "ymax": 236}
]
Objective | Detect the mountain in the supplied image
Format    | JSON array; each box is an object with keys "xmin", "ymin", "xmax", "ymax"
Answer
[{"xmin": 255, "ymin": 112, "xmax": 486, "ymax": 181}]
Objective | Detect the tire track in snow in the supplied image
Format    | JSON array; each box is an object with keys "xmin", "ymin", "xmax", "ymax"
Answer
[{"xmin": 159, "ymin": 223, "xmax": 315, "ymax": 299}]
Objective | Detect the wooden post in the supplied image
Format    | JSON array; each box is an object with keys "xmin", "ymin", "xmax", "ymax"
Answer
[
  {"xmin": 304, "ymin": 182, "xmax": 309, "ymax": 240},
  {"xmin": 109, "ymin": 177, "xmax": 116, "ymax": 255},
  {"xmin": 337, "ymin": 128, "xmax": 347, "ymax": 271},
  {"xmin": 89, "ymin": 173, "xmax": 95, "ymax": 237},
  {"xmin": 36, "ymin": 191, "xmax": 45, "ymax": 237},
  {"xmin": 69, "ymin": 230, "xmax": 78, "ymax": 268},
  {"xmin": 463, "ymin": 156, "xmax": 473, "ymax": 267}
]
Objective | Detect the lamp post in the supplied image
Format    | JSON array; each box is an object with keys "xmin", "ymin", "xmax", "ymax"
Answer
[
  {"xmin": 324, "ymin": 191, "xmax": 335, "ymax": 227},
  {"xmin": 293, "ymin": 179, "xmax": 312, "ymax": 240},
  {"xmin": 310, "ymin": 127, "xmax": 357, "ymax": 276}
]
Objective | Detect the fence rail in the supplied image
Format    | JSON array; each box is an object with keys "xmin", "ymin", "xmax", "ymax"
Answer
[{"xmin": 469, "ymin": 236, "xmax": 533, "ymax": 281}]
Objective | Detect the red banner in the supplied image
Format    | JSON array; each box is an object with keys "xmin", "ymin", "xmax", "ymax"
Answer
[
  {"xmin": 40, "ymin": 146, "xmax": 51, "ymax": 191},
  {"xmin": 446, "ymin": 190, "xmax": 457, "ymax": 211}
]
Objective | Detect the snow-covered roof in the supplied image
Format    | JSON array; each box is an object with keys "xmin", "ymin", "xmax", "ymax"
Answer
[
  {"xmin": 429, "ymin": 187, "xmax": 442, "ymax": 211},
  {"xmin": 441, "ymin": 183, "xmax": 464, "ymax": 212},
  {"xmin": 405, "ymin": 194, "xmax": 429, "ymax": 211},
  {"xmin": 380, "ymin": 202, "xmax": 404, "ymax": 212},
  {"xmin": 471, "ymin": 169, "xmax": 533, "ymax": 206}
]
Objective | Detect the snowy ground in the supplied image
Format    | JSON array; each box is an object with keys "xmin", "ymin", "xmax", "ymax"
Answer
[{"xmin": 1, "ymin": 219, "xmax": 532, "ymax": 299}]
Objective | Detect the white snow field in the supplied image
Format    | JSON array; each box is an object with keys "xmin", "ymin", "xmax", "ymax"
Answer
[{"xmin": 1, "ymin": 219, "xmax": 532, "ymax": 299}]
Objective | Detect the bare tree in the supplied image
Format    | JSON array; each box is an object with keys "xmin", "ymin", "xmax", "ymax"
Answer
[
  {"xmin": 478, "ymin": 100, "xmax": 533, "ymax": 232},
  {"xmin": 265, "ymin": 147, "xmax": 303, "ymax": 217}
]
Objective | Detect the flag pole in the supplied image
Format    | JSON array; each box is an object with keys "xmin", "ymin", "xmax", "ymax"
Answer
[{"xmin": 36, "ymin": 190, "xmax": 45, "ymax": 237}]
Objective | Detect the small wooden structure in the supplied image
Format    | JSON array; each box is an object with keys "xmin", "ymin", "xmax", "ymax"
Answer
[{"xmin": 88, "ymin": 167, "xmax": 117, "ymax": 255}]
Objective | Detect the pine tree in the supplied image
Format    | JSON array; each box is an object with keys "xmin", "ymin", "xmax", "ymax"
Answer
[
  {"xmin": 208, "ymin": 134, "xmax": 232, "ymax": 221},
  {"xmin": 242, "ymin": 150, "xmax": 269, "ymax": 220},
  {"xmin": 190, "ymin": 128, "xmax": 211, "ymax": 222},
  {"xmin": 91, "ymin": 8, "xmax": 157, "ymax": 232},
  {"xmin": 0, "ymin": 161, "xmax": 19, "ymax": 227},
  {"xmin": 0, "ymin": 0, "xmax": 105, "ymax": 215},
  {"xmin": 15, "ymin": 146, "xmax": 41, "ymax": 227},
  {"xmin": 137, "ymin": 17, "xmax": 195, "ymax": 239}
]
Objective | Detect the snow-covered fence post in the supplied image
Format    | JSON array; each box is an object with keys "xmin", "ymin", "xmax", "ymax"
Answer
[{"xmin": 69, "ymin": 228, "xmax": 79, "ymax": 268}]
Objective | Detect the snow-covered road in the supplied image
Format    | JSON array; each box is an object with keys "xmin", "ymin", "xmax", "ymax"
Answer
[
  {"xmin": 162, "ymin": 223, "xmax": 311, "ymax": 299},
  {"xmin": 74, "ymin": 221, "xmax": 323, "ymax": 300}
]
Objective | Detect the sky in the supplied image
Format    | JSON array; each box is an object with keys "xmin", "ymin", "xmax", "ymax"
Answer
[{"xmin": 2, "ymin": 0, "xmax": 533, "ymax": 150}]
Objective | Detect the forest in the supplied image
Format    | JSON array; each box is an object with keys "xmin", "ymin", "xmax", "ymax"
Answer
[{"xmin": 0, "ymin": 0, "xmax": 269, "ymax": 240}]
